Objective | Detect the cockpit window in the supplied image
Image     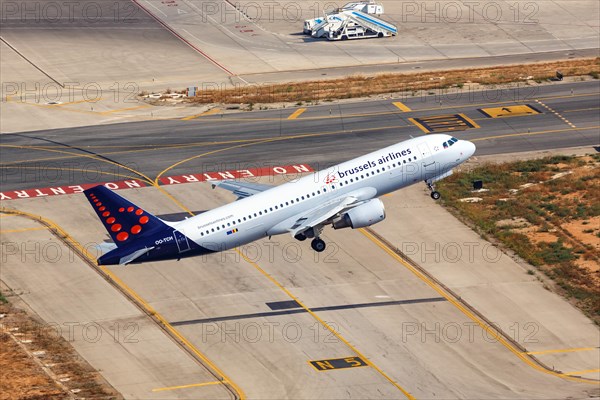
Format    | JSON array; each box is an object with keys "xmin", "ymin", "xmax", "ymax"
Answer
[{"xmin": 443, "ymin": 142, "xmax": 448, "ymax": 149}]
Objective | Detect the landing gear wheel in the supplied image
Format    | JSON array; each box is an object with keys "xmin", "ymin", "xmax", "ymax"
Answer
[
  {"xmin": 311, "ymin": 238, "xmax": 326, "ymax": 252},
  {"xmin": 430, "ymin": 191, "xmax": 441, "ymax": 200},
  {"xmin": 295, "ymin": 233, "xmax": 307, "ymax": 242}
]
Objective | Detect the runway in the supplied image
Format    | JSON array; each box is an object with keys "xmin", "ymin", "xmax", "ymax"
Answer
[
  {"xmin": 1, "ymin": 80, "xmax": 599, "ymax": 192},
  {"xmin": 1, "ymin": 80, "xmax": 599, "ymax": 399}
]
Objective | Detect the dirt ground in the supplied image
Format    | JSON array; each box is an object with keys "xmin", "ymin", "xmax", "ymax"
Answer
[
  {"xmin": 0, "ymin": 298, "xmax": 121, "ymax": 400},
  {"xmin": 438, "ymin": 153, "xmax": 600, "ymax": 323}
]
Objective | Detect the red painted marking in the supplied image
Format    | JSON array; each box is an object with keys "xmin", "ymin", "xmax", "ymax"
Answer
[
  {"xmin": 0, "ymin": 166, "xmax": 313, "ymax": 201},
  {"xmin": 116, "ymin": 232, "xmax": 129, "ymax": 242},
  {"xmin": 111, "ymin": 224, "xmax": 122, "ymax": 232},
  {"xmin": 119, "ymin": 207, "xmax": 125, "ymax": 212},
  {"xmin": 135, "ymin": 209, "xmax": 143, "ymax": 216},
  {"xmin": 99, "ymin": 206, "xmax": 106, "ymax": 211},
  {"xmin": 107, "ymin": 217, "xmax": 116, "ymax": 224},
  {"xmin": 159, "ymin": 164, "xmax": 314, "ymax": 186},
  {"xmin": 139, "ymin": 216, "xmax": 149, "ymax": 224},
  {"xmin": 102, "ymin": 211, "xmax": 110, "ymax": 217},
  {"xmin": 131, "ymin": 225, "xmax": 142, "ymax": 234},
  {"xmin": 127, "ymin": 206, "xmax": 134, "ymax": 212}
]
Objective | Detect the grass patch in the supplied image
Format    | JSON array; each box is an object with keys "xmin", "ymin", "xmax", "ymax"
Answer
[
  {"xmin": 0, "ymin": 291, "xmax": 8, "ymax": 304},
  {"xmin": 438, "ymin": 154, "xmax": 600, "ymax": 322},
  {"xmin": 183, "ymin": 58, "xmax": 599, "ymax": 104}
]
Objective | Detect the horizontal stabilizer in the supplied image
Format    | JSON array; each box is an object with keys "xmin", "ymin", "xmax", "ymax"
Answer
[{"xmin": 119, "ymin": 246, "xmax": 155, "ymax": 265}]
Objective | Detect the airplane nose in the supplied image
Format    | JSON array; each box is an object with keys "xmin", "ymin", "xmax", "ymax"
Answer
[{"xmin": 464, "ymin": 140, "xmax": 476, "ymax": 158}]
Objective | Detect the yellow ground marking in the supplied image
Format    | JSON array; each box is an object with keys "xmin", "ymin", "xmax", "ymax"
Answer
[
  {"xmin": 287, "ymin": 108, "xmax": 307, "ymax": 120},
  {"xmin": 358, "ymin": 228, "xmax": 597, "ymax": 385},
  {"xmin": 99, "ymin": 105, "xmax": 151, "ymax": 115},
  {"xmin": 392, "ymin": 102, "xmax": 411, "ymax": 112},
  {"xmin": 525, "ymin": 347, "xmax": 597, "ymax": 356},
  {"xmin": 407, "ymin": 117, "xmax": 430, "ymax": 133},
  {"xmin": 0, "ymin": 208, "xmax": 245, "ymax": 400},
  {"xmin": 182, "ymin": 108, "xmax": 222, "ymax": 121},
  {"xmin": 0, "ymin": 227, "xmax": 46, "ymax": 234},
  {"xmin": 0, "ymin": 166, "xmax": 141, "ymax": 181},
  {"xmin": 535, "ymin": 99, "xmax": 576, "ymax": 128},
  {"xmin": 237, "ymin": 249, "xmax": 415, "ymax": 399},
  {"xmin": 152, "ymin": 381, "xmax": 222, "ymax": 392},
  {"xmin": 565, "ymin": 369, "xmax": 600, "ymax": 376},
  {"xmin": 479, "ymin": 105, "xmax": 541, "ymax": 118},
  {"xmin": 461, "ymin": 113, "xmax": 480, "ymax": 129}
]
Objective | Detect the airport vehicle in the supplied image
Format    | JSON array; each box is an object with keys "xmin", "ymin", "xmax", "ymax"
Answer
[
  {"xmin": 304, "ymin": 1, "xmax": 396, "ymax": 40},
  {"xmin": 303, "ymin": 1, "xmax": 384, "ymax": 34},
  {"xmin": 85, "ymin": 134, "xmax": 475, "ymax": 265}
]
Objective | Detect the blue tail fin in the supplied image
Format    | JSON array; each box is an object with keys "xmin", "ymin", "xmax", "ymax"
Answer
[{"xmin": 84, "ymin": 185, "xmax": 169, "ymax": 247}]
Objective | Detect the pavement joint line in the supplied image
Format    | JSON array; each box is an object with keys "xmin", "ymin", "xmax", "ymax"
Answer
[
  {"xmin": 287, "ymin": 108, "xmax": 307, "ymax": 120},
  {"xmin": 359, "ymin": 228, "xmax": 599, "ymax": 385},
  {"xmin": 525, "ymin": 347, "xmax": 598, "ymax": 355},
  {"xmin": 152, "ymin": 381, "xmax": 222, "ymax": 392},
  {"xmin": 0, "ymin": 208, "xmax": 245, "ymax": 400}
]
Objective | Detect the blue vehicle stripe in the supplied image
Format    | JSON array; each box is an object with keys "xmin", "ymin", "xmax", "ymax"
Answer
[{"xmin": 351, "ymin": 11, "xmax": 397, "ymax": 33}]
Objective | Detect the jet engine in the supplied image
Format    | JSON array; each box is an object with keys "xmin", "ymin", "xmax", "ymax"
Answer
[{"xmin": 332, "ymin": 199, "xmax": 386, "ymax": 229}]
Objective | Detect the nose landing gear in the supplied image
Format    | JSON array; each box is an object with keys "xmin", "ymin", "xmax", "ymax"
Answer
[{"xmin": 426, "ymin": 181, "xmax": 441, "ymax": 200}]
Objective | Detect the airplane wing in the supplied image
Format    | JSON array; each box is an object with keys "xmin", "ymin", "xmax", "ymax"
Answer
[
  {"xmin": 212, "ymin": 180, "xmax": 274, "ymax": 199},
  {"xmin": 288, "ymin": 195, "xmax": 364, "ymax": 237}
]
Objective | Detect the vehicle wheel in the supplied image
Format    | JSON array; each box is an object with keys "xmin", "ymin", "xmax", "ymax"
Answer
[
  {"xmin": 311, "ymin": 238, "xmax": 326, "ymax": 252},
  {"xmin": 431, "ymin": 191, "xmax": 441, "ymax": 200},
  {"xmin": 378, "ymin": 32, "xmax": 384, "ymax": 38},
  {"xmin": 295, "ymin": 233, "xmax": 307, "ymax": 241},
  {"xmin": 341, "ymin": 35, "xmax": 348, "ymax": 41}
]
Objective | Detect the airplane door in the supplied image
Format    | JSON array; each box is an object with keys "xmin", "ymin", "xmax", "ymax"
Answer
[
  {"xmin": 173, "ymin": 230, "xmax": 191, "ymax": 253},
  {"xmin": 418, "ymin": 142, "xmax": 431, "ymax": 158}
]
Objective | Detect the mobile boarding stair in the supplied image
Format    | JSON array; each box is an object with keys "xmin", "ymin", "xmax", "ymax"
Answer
[{"xmin": 326, "ymin": 10, "xmax": 397, "ymax": 40}]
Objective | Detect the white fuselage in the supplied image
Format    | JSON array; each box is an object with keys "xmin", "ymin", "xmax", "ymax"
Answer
[{"xmin": 176, "ymin": 134, "xmax": 474, "ymax": 251}]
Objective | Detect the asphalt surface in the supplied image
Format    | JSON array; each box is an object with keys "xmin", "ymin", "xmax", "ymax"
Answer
[{"xmin": 1, "ymin": 80, "xmax": 599, "ymax": 191}]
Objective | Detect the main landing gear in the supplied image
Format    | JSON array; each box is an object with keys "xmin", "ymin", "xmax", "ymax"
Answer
[
  {"xmin": 426, "ymin": 181, "xmax": 441, "ymax": 200},
  {"xmin": 311, "ymin": 238, "xmax": 326, "ymax": 252},
  {"xmin": 295, "ymin": 228, "xmax": 326, "ymax": 252}
]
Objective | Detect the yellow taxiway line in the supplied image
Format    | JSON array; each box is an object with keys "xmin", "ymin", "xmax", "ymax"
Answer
[
  {"xmin": 287, "ymin": 108, "xmax": 307, "ymax": 119},
  {"xmin": 152, "ymin": 381, "xmax": 222, "ymax": 392}
]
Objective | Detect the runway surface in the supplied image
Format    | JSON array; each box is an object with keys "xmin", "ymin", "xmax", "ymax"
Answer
[{"xmin": 1, "ymin": 80, "xmax": 599, "ymax": 191}]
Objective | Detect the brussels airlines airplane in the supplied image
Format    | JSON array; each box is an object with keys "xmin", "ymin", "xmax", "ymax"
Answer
[{"xmin": 85, "ymin": 134, "xmax": 475, "ymax": 265}]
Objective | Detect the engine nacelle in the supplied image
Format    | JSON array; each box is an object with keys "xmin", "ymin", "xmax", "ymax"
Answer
[{"xmin": 332, "ymin": 199, "xmax": 386, "ymax": 229}]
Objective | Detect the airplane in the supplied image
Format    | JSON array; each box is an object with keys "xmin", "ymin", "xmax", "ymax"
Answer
[{"xmin": 84, "ymin": 134, "xmax": 475, "ymax": 265}]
